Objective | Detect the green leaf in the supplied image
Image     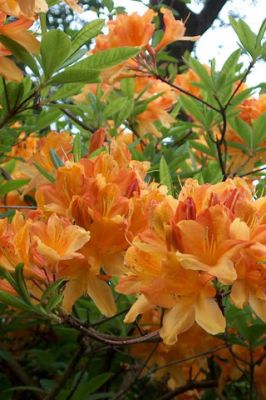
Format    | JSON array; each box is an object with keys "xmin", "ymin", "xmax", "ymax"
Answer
[
  {"xmin": 189, "ymin": 57, "xmax": 213, "ymax": 91},
  {"xmin": 120, "ymin": 77, "xmax": 135, "ymax": 98},
  {"xmin": 49, "ymin": 83, "xmax": 83, "ymax": 101},
  {"xmin": 221, "ymin": 49, "xmax": 241, "ymax": 76},
  {"xmin": 253, "ymin": 112, "xmax": 266, "ymax": 147},
  {"xmin": 179, "ymin": 95, "xmax": 206, "ymax": 126},
  {"xmin": 229, "ymin": 117, "xmax": 253, "ymax": 148},
  {"xmin": 229, "ymin": 17, "xmax": 257, "ymax": 59},
  {"xmin": 73, "ymin": 133, "xmax": 82, "ymax": 162},
  {"xmin": 49, "ymin": 69, "xmax": 100, "ymax": 85},
  {"xmin": 75, "ymin": 47, "xmax": 140, "ymax": 70},
  {"xmin": 71, "ymin": 20, "xmax": 105, "ymax": 55},
  {"xmin": 41, "ymin": 30, "xmax": 71, "ymax": 78},
  {"xmin": 41, "ymin": 279, "xmax": 65, "ymax": 304},
  {"xmin": 256, "ymin": 18, "xmax": 266, "ymax": 48},
  {"xmin": 0, "ymin": 291, "xmax": 32, "ymax": 311},
  {"xmin": 15, "ymin": 264, "xmax": 32, "ymax": 305},
  {"xmin": 159, "ymin": 156, "xmax": 173, "ymax": 195},
  {"xmin": 72, "ymin": 373, "xmax": 114, "ymax": 400},
  {"xmin": 49, "ymin": 149, "xmax": 64, "ymax": 169},
  {"xmin": 0, "ymin": 179, "xmax": 29, "ymax": 196},
  {"xmin": 33, "ymin": 162, "xmax": 55, "ymax": 183},
  {"xmin": 104, "ymin": 97, "xmax": 128, "ymax": 118},
  {"xmin": 0, "ymin": 35, "xmax": 39, "ymax": 76}
]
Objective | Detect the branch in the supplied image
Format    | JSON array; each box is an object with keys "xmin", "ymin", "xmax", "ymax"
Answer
[
  {"xmin": 198, "ymin": 0, "xmax": 229, "ymax": 34},
  {"xmin": 149, "ymin": 345, "xmax": 227, "ymax": 374},
  {"xmin": 158, "ymin": 379, "xmax": 218, "ymax": 400},
  {"xmin": 60, "ymin": 108, "xmax": 94, "ymax": 132},
  {"xmin": 154, "ymin": 74, "xmax": 220, "ymax": 113},
  {"xmin": 62, "ymin": 314, "xmax": 160, "ymax": 346}
]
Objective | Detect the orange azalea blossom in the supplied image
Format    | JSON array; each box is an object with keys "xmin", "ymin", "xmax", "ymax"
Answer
[
  {"xmin": 9, "ymin": 133, "xmax": 39, "ymax": 161},
  {"xmin": 155, "ymin": 8, "xmax": 200, "ymax": 52},
  {"xmin": 176, "ymin": 178, "xmax": 266, "ymax": 320},
  {"xmin": 0, "ymin": 0, "xmax": 81, "ymax": 17},
  {"xmin": 94, "ymin": 9, "xmax": 156, "ymax": 51},
  {"xmin": 0, "ymin": 0, "xmax": 47, "ymax": 17},
  {"xmin": 117, "ymin": 178, "xmax": 266, "ymax": 343},
  {"xmin": 117, "ymin": 199, "xmax": 233, "ymax": 344},
  {"xmin": 31, "ymin": 213, "xmax": 90, "ymax": 267},
  {"xmin": 0, "ymin": 212, "xmax": 45, "ymax": 280},
  {"xmin": 35, "ymin": 139, "xmax": 151, "ymax": 281},
  {"xmin": 133, "ymin": 77, "xmax": 177, "ymax": 137},
  {"xmin": 0, "ymin": 12, "xmax": 39, "ymax": 81},
  {"xmin": 59, "ymin": 258, "xmax": 116, "ymax": 316},
  {"xmin": 0, "ymin": 13, "xmax": 39, "ymax": 54}
]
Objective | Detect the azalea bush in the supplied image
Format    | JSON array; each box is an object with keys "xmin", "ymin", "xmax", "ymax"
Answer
[{"xmin": 0, "ymin": 1, "xmax": 265, "ymax": 399}]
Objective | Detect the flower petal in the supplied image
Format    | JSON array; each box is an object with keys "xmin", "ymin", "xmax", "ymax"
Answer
[
  {"xmin": 86, "ymin": 274, "xmax": 116, "ymax": 317},
  {"xmin": 160, "ymin": 301, "xmax": 195, "ymax": 345},
  {"xmin": 124, "ymin": 294, "xmax": 153, "ymax": 323},
  {"xmin": 195, "ymin": 296, "xmax": 226, "ymax": 335}
]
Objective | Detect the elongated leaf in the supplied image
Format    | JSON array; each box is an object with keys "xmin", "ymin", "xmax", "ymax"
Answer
[
  {"xmin": 160, "ymin": 156, "xmax": 173, "ymax": 195},
  {"xmin": 253, "ymin": 113, "xmax": 266, "ymax": 147},
  {"xmin": 230, "ymin": 117, "xmax": 253, "ymax": 148},
  {"xmin": 75, "ymin": 47, "xmax": 140, "ymax": 70},
  {"xmin": 15, "ymin": 264, "xmax": 32, "ymax": 305},
  {"xmin": 73, "ymin": 133, "xmax": 82, "ymax": 162},
  {"xmin": 49, "ymin": 69, "xmax": 100, "ymax": 85},
  {"xmin": 49, "ymin": 149, "xmax": 64, "ymax": 169},
  {"xmin": 41, "ymin": 30, "xmax": 71, "ymax": 78},
  {"xmin": 179, "ymin": 95, "xmax": 206, "ymax": 126},
  {"xmin": 0, "ymin": 179, "xmax": 29, "ymax": 195},
  {"xmin": 0, "ymin": 291, "xmax": 32, "ymax": 311},
  {"xmin": 229, "ymin": 17, "xmax": 257, "ymax": 58},
  {"xmin": 189, "ymin": 58, "xmax": 213, "ymax": 91},
  {"xmin": 71, "ymin": 20, "xmax": 105, "ymax": 55},
  {"xmin": 0, "ymin": 35, "xmax": 39, "ymax": 76},
  {"xmin": 33, "ymin": 162, "xmax": 55, "ymax": 183}
]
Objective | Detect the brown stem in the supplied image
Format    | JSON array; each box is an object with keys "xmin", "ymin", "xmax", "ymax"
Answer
[
  {"xmin": 154, "ymin": 74, "xmax": 220, "ymax": 113},
  {"xmin": 158, "ymin": 379, "xmax": 218, "ymax": 400},
  {"xmin": 62, "ymin": 314, "xmax": 160, "ymax": 346}
]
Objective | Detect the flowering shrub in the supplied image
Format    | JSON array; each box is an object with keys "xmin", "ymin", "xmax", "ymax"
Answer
[{"xmin": 0, "ymin": 1, "xmax": 265, "ymax": 399}]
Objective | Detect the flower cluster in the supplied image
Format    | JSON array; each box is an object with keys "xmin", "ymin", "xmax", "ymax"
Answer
[{"xmin": 117, "ymin": 178, "xmax": 266, "ymax": 344}]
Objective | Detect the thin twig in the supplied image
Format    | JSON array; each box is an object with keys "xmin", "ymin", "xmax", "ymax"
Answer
[
  {"xmin": 224, "ymin": 61, "xmax": 254, "ymax": 110},
  {"xmin": 158, "ymin": 379, "xmax": 218, "ymax": 400},
  {"xmin": 239, "ymin": 165, "xmax": 266, "ymax": 177},
  {"xmin": 154, "ymin": 74, "xmax": 221, "ymax": 113},
  {"xmin": 148, "ymin": 345, "xmax": 227, "ymax": 374},
  {"xmin": 60, "ymin": 108, "xmax": 94, "ymax": 132},
  {"xmin": 62, "ymin": 314, "xmax": 160, "ymax": 346}
]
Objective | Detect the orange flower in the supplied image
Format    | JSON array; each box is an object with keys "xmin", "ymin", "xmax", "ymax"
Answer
[
  {"xmin": 0, "ymin": 13, "xmax": 40, "ymax": 54},
  {"xmin": 32, "ymin": 213, "xmax": 90, "ymax": 266},
  {"xmin": 61, "ymin": 260, "xmax": 116, "ymax": 316},
  {"xmin": 0, "ymin": 0, "xmax": 48, "ymax": 17},
  {"xmin": 0, "ymin": 12, "xmax": 40, "ymax": 81},
  {"xmin": 117, "ymin": 199, "xmax": 226, "ymax": 344},
  {"xmin": 94, "ymin": 9, "xmax": 156, "ymax": 51},
  {"xmin": 155, "ymin": 8, "xmax": 200, "ymax": 52}
]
